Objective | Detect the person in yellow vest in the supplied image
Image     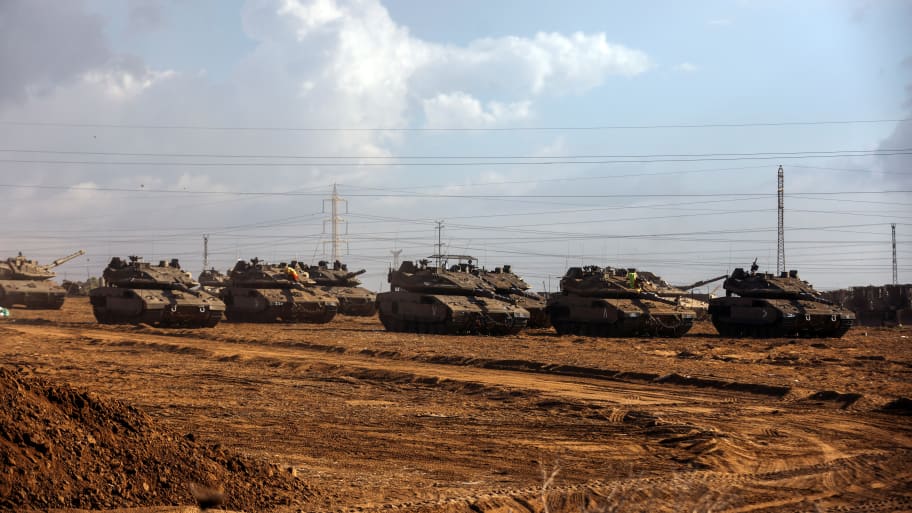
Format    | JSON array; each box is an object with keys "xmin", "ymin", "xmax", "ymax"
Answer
[
  {"xmin": 626, "ymin": 269, "xmax": 638, "ymax": 290},
  {"xmin": 285, "ymin": 266, "xmax": 299, "ymax": 282}
]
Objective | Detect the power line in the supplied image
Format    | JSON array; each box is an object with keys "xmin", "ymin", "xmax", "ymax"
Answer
[
  {"xmin": 1, "ymin": 118, "xmax": 908, "ymax": 132},
  {"xmin": 1, "ymin": 147, "xmax": 908, "ymax": 160},
  {"xmin": 0, "ymin": 182, "xmax": 909, "ymax": 198},
  {"xmin": 1, "ymin": 150, "xmax": 909, "ymax": 168}
]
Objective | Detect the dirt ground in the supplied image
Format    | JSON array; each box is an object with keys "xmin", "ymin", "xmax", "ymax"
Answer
[{"xmin": 1, "ymin": 298, "xmax": 911, "ymax": 513}]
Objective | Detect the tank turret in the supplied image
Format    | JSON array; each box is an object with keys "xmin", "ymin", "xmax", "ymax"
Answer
[
  {"xmin": 546, "ymin": 265, "xmax": 696, "ymax": 337},
  {"xmin": 219, "ymin": 259, "xmax": 338, "ymax": 323},
  {"xmin": 473, "ymin": 264, "xmax": 549, "ymax": 328},
  {"xmin": 0, "ymin": 250, "xmax": 86, "ymax": 309},
  {"xmin": 377, "ymin": 257, "xmax": 529, "ymax": 335},
  {"xmin": 301, "ymin": 261, "xmax": 376, "ymax": 316},
  {"xmin": 197, "ymin": 267, "xmax": 228, "ymax": 292},
  {"xmin": 89, "ymin": 256, "xmax": 224, "ymax": 327},
  {"xmin": 708, "ymin": 261, "xmax": 854, "ymax": 337}
]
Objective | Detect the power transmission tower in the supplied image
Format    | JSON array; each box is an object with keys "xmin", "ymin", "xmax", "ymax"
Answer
[
  {"xmin": 777, "ymin": 165, "xmax": 785, "ymax": 274},
  {"xmin": 893, "ymin": 223, "xmax": 898, "ymax": 285},
  {"xmin": 322, "ymin": 184, "xmax": 348, "ymax": 262},
  {"xmin": 202, "ymin": 234, "xmax": 209, "ymax": 273},
  {"xmin": 435, "ymin": 220, "xmax": 447, "ymax": 269}
]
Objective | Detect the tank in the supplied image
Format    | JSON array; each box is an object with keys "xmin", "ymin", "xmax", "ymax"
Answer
[
  {"xmin": 90, "ymin": 256, "xmax": 224, "ymax": 327},
  {"xmin": 302, "ymin": 260, "xmax": 377, "ymax": 316},
  {"xmin": 376, "ymin": 257, "xmax": 530, "ymax": 335},
  {"xmin": 637, "ymin": 272, "xmax": 728, "ymax": 320},
  {"xmin": 219, "ymin": 258, "xmax": 338, "ymax": 323},
  {"xmin": 473, "ymin": 264, "xmax": 549, "ymax": 328},
  {"xmin": 197, "ymin": 267, "xmax": 229, "ymax": 295},
  {"xmin": 0, "ymin": 250, "xmax": 85, "ymax": 309},
  {"xmin": 546, "ymin": 265, "xmax": 697, "ymax": 337},
  {"xmin": 708, "ymin": 261, "xmax": 855, "ymax": 337}
]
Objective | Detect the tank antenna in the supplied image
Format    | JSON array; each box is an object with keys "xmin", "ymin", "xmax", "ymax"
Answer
[
  {"xmin": 892, "ymin": 223, "xmax": 898, "ymax": 285},
  {"xmin": 776, "ymin": 165, "xmax": 785, "ymax": 274}
]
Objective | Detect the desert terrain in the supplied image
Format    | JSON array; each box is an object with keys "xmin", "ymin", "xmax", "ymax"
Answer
[{"xmin": 1, "ymin": 298, "xmax": 910, "ymax": 513}]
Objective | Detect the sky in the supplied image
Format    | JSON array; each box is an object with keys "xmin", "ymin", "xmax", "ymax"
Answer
[{"xmin": 1, "ymin": 0, "xmax": 910, "ymax": 292}]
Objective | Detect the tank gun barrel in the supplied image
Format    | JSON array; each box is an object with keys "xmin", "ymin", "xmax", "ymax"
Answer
[
  {"xmin": 344, "ymin": 269, "xmax": 367, "ymax": 279},
  {"xmin": 49, "ymin": 250, "xmax": 86, "ymax": 269},
  {"xmin": 675, "ymin": 274, "xmax": 727, "ymax": 291}
]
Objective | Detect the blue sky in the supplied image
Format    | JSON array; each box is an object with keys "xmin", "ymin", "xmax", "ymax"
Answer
[{"xmin": 0, "ymin": 0, "xmax": 910, "ymax": 290}]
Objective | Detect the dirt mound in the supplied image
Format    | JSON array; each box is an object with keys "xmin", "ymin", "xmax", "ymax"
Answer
[{"xmin": 0, "ymin": 366, "xmax": 308, "ymax": 511}]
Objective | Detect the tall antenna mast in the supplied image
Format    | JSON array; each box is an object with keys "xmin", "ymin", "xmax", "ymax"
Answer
[
  {"xmin": 777, "ymin": 165, "xmax": 785, "ymax": 274},
  {"xmin": 892, "ymin": 223, "xmax": 898, "ymax": 285},
  {"xmin": 435, "ymin": 220, "xmax": 444, "ymax": 269},
  {"xmin": 323, "ymin": 184, "xmax": 348, "ymax": 262},
  {"xmin": 202, "ymin": 234, "xmax": 209, "ymax": 273},
  {"xmin": 390, "ymin": 249, "xmax": 402, "ymax": 269}
]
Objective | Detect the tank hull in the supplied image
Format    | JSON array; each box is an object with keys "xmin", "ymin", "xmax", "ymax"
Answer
[
  {"xmin": 89, "ymin": 287, "xmax": 224, "ymax": 327},
  {"xmin": 376, "ymin": 291, "xmax": 529, "ymax": 335},
  {"xmin": 0, "ymin": 280, "xmax": 67, "ymax": 309},
  {"xmin": 546, "ymin": 294, "xmax": 695, "ymax": 337},
  {"xmin": 510, "ymin": 294, "xmax": 549, "ymax": 328},
  {"xmin": 320, "ymin": 286, "xmax": 377, "ymax": 316},
  {"xmin": 220, "ymin": 287, "xmax": 338, "ymax": 323},
  {"xmin": 708, "ymin": 297, "xmax": 854, "ymax": 338}
]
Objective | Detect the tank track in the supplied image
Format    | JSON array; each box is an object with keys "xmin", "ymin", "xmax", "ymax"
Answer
[
  {"xmin": 0, "ymin": 288, "xmax": 66, "ymax": 310},
  {"xmin": 551, "ymin": 316, "xmax": 693, "ymax": 338},
  {"xmin": 379, "ymin": 312, "xmax": 526, "ymax": 336},
  {"xmin": 337, "ymin": 299, "xmax": 377, "ymax": 316},
  {"xmin": 223, "ymin": 305, "xmax": 337, "ymax": 323},
  {"xmin": 93, "ymin": 307, "xmax": 221, "ymax": 328},
  {"xmin": 712, "ymin": 315, "xmax": 854, "ymax": 338}
]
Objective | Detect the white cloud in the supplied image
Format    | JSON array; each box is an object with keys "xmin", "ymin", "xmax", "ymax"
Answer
[
  {"xmin": 673, "ymin": 62, "xmax": 699, "ymax": 73},
  {"xmin": 422, "ymin": 92, "xmax": 531, "ymax": 128}
]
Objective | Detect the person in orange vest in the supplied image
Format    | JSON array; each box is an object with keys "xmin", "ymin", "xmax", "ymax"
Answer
[{"xmin": 285, "ymin": 266, "xmax": 299, "ymax": 282}]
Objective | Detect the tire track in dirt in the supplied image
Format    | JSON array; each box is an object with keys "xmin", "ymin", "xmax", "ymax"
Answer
[
  {"xmin": 2, "ymin": 325, "xmax": 783, "ymax": 410},
  {"xmin": 333, "ymin": 450, "xmax": 911, "ymax": 513},
  {"xmin": 5, "ymin": 323, "xmax": 911, "ymax": 513},
  {"xmin": 7, "ymin": 323, "xmax": 893, "ymax": 413}
]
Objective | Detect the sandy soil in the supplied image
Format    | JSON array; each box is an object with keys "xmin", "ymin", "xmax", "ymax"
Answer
[{"xmin": 1, "ymin": 298, "xmax": 911, "ymax": 513}]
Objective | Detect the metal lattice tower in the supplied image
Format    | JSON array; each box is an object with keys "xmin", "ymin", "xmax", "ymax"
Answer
[
  {"xmin": 202, "ymin": 234, "xmax": 209, "ymax": 273},
  {"xmin": 390, "ymin": 249, "xmax": 402, "ymax": 269},
  {"xmin": 893, "ymin": 223, "xmax": 898, "ymax": 285},
  {"xmin": 434, "ymin": 220, "xmax": 444, "ymax": 269},
  {"xmin": 777, "ymin": 165, "xmax": 785, "ymax": 274},
  {"xmin": 322, "ymin": 184, "xmax": 348, "ymax": 262}
]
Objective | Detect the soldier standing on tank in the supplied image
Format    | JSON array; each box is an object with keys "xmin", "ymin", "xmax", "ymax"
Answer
[
  {"xmin": 285, "ymin": 266, "xmax": 299, "ymax": 282},
  {"xmin": 627, "ymin": 269, "xmax": 638, "ymax": 289}
]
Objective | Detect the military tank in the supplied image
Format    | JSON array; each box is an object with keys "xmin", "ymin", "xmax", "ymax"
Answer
[
  {"xmin": 302, "ymin": 260, "xmax": 377, "ymax": 316},
  {"xmin": 636, "ymin": 271, "xmax": 728, "ymax": 320},
  {"xmin": 474, "ymin": 264, "xmax": 549, "ymax": 328},
  {"xmin": 219, "ymin": 258, "xmax": 338, "ymax": 323},
  {"xmin": 90, "ymin": 256, "xmax": 224, "ymax": 327},
  {"xmin": 0, "ymin": 250, "xmax": 85, "ymax": 309},
  {"xmin": 376, "ymin": 257, "xmax": 529, "ymax": 335},
  {"xmin": 546, "ymin": 265, "xmax": 696, "ymax": 337},
  {"xmin": 708, "ymin": 261, "xmax": 854, "ymax": 337},
  {"xmin": 197, "ymin": 267, "xmax": 229, "ymax": 295}
]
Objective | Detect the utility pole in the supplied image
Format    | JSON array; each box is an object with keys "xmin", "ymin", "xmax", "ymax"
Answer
[
  {"xmin": 435, "ymin": 220, "xmax": 444, "ymax": 269},
  {"xmin": 893, "ymin": 223, "xmax": 898, "ymax": 285},
  {"xmin": 202, "ymin": 234, "xmax": 209, "ymax": 273},
  {"xmin": 777, "ymin": 165, "xmax": 785, "ymax": 275},
  {"xmin": 323, "ymin": 184, "xmax": 348, "ymax": 262}
]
